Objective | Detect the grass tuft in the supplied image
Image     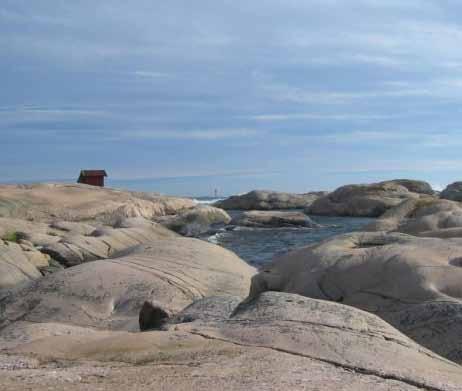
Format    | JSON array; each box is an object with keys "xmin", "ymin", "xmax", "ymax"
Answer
[{"xmin": 2, "ymin": 231, "xmax": 19, "ymax": 243}]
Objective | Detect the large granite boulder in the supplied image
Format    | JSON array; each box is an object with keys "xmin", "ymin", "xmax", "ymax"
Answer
[
  {"xmin": 249, "ymin": 231, "xmax": 462, "ymax": 363},
  {"xmin": 3, "ymin": 292, "xmax": 462, "ymax": 391},
  {"xmin": 155, "ymin": 205, "xmax": 231, "ymax": 237},
  {"xmin": 0, "ymin": 183, "xmax": 195, "ymax": 223},
  {"xmin": 230, "ymin": 210, "xmax": 320, "ymax": 228},
  {"xmin": 441, "ymin": 181, "xmax": 462, "ymax": 202},
  {"xmin": 382, "ymin": 179, "xmax": 435, "ymax": 195},
  {"xmin": 0, "ymin": 238, "xmax": 255, "ymax": 331},
  {"xmin": 365, "ymin": 198, "xmax": 462, "ymax": 238},
  {"xmin": 215, "ymin": 190, "xmax": 326, "ymax": 210},
  {"xmin": 308, "ymin": 181, "xmax": 419, "ymax": 217}
]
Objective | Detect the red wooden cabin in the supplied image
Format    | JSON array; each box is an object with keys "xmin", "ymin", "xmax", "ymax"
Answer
[{"xmin": 77, "ymin": 170, "xmax": 107, "ymax": 187}]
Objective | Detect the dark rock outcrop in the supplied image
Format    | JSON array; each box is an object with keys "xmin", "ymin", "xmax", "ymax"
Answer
[
  {"xmin": 215, "ymin": 190, "xmax": 325, "ymax": 210},
  {"xmin": 230, "ymin": 210, "xmax": 320, "ymax": 228},
  {"xmin": 441, "ymin": 182, "xmax": 462, "ymax": 202}
]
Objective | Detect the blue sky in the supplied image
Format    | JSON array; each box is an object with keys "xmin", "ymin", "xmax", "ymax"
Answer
[{"xmin": 2, "ymin": 1, "xmax": 462, "ymax": 196}]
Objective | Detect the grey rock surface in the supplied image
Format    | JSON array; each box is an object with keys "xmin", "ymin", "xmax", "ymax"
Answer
[
  {"xmin": 155, "ymin": 205, "xmax": 231, "ymax": 237},
  {"xmin": 215, "ymin": 190, "xmax": 325, "ymax": 210},
  {"xmin": 230, "ymin": 210, "xmax": 320, "ymax": 228},
  {"xmin": 308, "ymin": 181, "xmax": 419, "ymax": 217},
  {"xmin": 441, "ymin": 181, "xmax": 462, "ymax": 202},
  {"xmin": 382, "ymin": 179, "xmax": 435, "ymax": 195},
  {"xmin": 365, "ymin": 198, "xmax": 462, "ymax": 238},
  {"xmin": 166, "ymin": 295, "xmax": 242, "ymax": 326}
]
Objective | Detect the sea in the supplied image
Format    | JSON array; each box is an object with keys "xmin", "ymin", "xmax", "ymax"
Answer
[{"xmin": 193, "ymin": 196, "xmax": 374, "ymax": 268}]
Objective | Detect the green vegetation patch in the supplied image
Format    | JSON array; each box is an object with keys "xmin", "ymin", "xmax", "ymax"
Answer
[{"xmin": 2, "ymin": 231, "xmax": 19, "ymax": 243}]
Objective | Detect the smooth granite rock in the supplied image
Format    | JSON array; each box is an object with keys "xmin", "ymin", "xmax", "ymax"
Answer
[
  {"xmin": 230, "ymin": 210, "xmax": 320, "ymax": 228},
  {"xmin": 308, "ymin": 181, "xmax": 420, "ymax": 217},
  {"xmin": 40, "ymin": 220, "xmax": 177, "ymax": 267},
  {"xmin": 160, "ymin": 295, "xmax": 243, "ymax": 328},
  {"xmin": 0, "ymin": 183, "xmax": 195, "ymax": 223},
  {"xmin": 0, "ymin": 218, "xmax": 52, "ymax": 240},
  {"xmin": 0, "ymin": 240, "xmax": 42, "ymax": 290},
  {"xmin": 382, "ymin": 179, "xmax": 435, "ymax": 195},
  {"xmin": 3, "ymin": 292, "xmax": 462, "ymax": 391},
  {"xmin": 248, "ymin": 231, "xmax": 462, "ymax": 363},
  {"xmin": 215, "ymin": 190, "xmax": 326, "ymax": 210},
  {"xmin": 0, "ymin": 238, "xmax": 256, "ymax": 331},
  {"xmin": 365, "ymin": 197, "xmax": 462, "ymax": 237},
  {"xmin": 155, "ymin": 205, "xmax": 231, "ymax": 237}
]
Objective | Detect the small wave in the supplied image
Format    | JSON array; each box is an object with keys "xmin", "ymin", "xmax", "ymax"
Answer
[
  {"xmin": 192, "ymin": 198, "xmax": 225, "ymax": 205},
  {"xmin": 207, "ymin": 232, "xmax": 224, "ymax": 244}
]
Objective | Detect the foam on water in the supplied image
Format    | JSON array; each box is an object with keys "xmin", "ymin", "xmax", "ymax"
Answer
[{"xmin": 192, "ymin": 197, "xmax": 225, "ymax": 205}]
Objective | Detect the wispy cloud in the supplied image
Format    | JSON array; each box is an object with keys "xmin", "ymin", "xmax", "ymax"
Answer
[
  {"xmin": 297, "ymin": 130, "xmax": 461, "ymax": 148},
  {"xmin": 110, "ymin": 128, "xmax": 264, "ymax": 141},
  {"xmin": 250, "ymin": 113, "xmax": 396, "ymax": 121},
  {"xmin": 132, "ymin": 71, "xmax": 171, "ymax": 79},
  {"xmin": 259, "ymin": 75, "xmax": 462, "ymax": 105},
  {"xmin": 309, "ymin": 53, "xmax": 406, "ymax": 68},
  {"xmin": 0, "ymin": 106, "xmax": 110, "ymax": 126},
  {"xmin": 326, "ymin": 159, "xmax": 462, "ymax": 174},
  {"xmin": 265, "ymin": 86, "xmax": 430, "ymax": 105}
]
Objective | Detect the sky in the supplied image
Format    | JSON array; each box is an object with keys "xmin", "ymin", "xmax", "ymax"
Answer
[{"xmin": 2, "ymin": 0, "xmax": 462, "ymax": 196}]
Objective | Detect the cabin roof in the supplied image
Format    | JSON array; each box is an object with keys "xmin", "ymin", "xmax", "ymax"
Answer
[{"xmin": 79, "ymin": 170, "xmax": 107, "ymax": 177}]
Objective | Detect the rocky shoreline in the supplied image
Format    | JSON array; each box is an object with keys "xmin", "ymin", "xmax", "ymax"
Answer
[{"xmin": 2, "ymin": 180, "xmax": 462, "ymax": 390}]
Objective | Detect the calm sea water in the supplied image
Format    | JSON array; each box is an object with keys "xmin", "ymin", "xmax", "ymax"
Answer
[{"xmin": 205, "ymin": 211, "xmax": 374, "ymax": 268}]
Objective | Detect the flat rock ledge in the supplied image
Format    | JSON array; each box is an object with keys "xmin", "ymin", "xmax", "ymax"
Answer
[
  {"xmin": 2, "ymin": 292, "xmax": 462, "ymax": 391},
  {"xmin": 0, "ymin": 183, "xmax": 195, "ymax": 223}
]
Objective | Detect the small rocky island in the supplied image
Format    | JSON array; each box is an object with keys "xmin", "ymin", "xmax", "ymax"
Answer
[{"xmin": 3, "ymin": 180, "xmax": 462, "ymax": 390}]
